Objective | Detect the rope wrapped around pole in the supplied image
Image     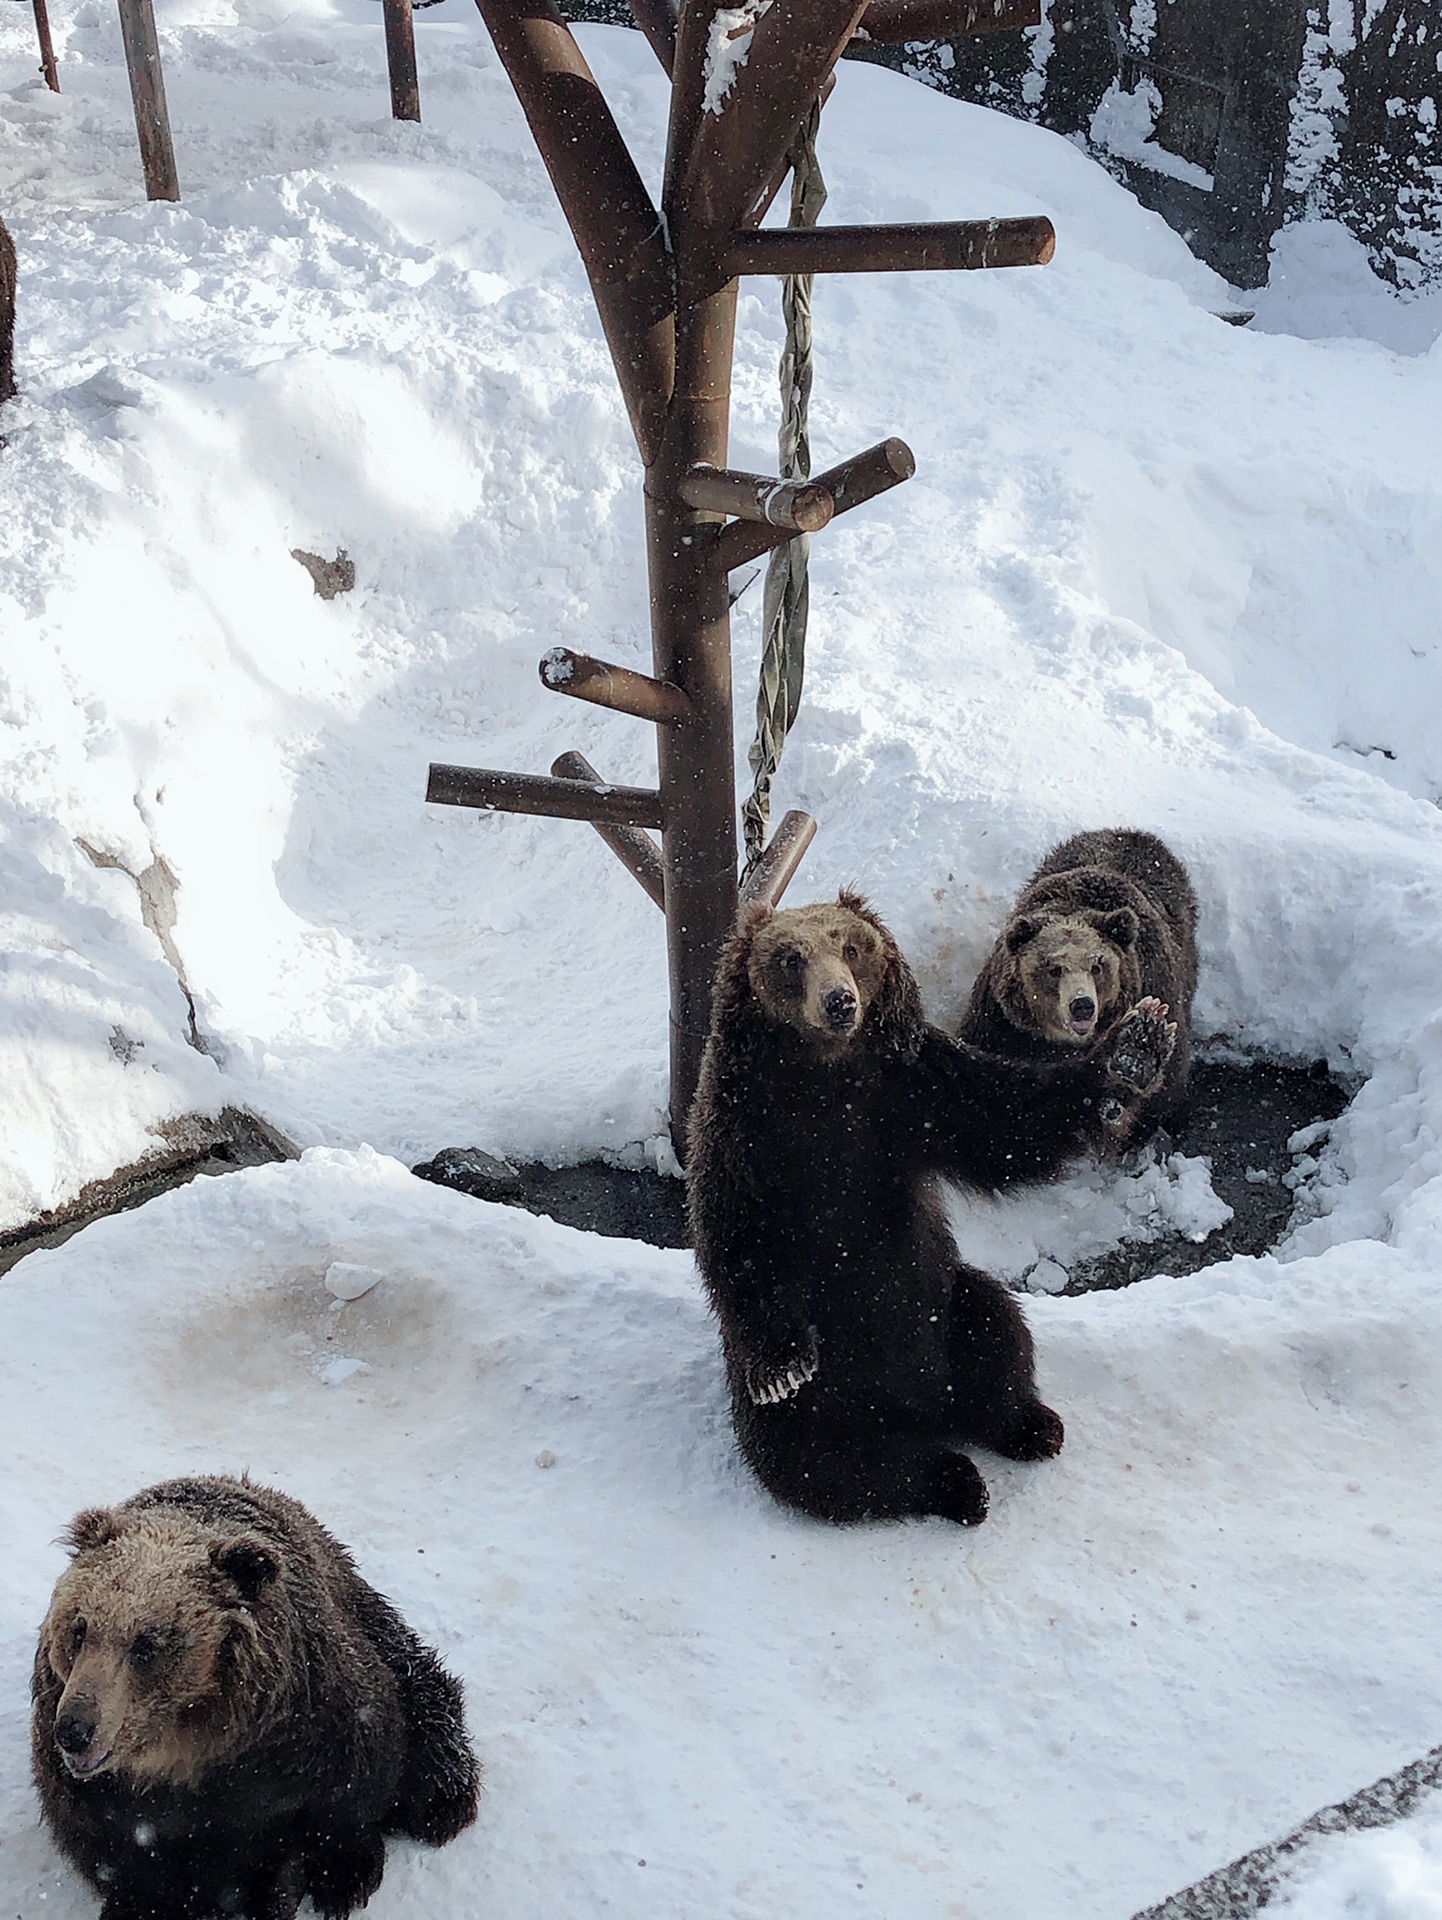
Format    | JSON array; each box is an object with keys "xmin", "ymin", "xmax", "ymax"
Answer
[{"xmin": 741, "ymin": 104, "xmax": 827, "ymax": 880}]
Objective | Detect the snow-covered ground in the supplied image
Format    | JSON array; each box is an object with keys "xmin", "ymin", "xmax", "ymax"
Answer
[{"xmin": 3, "ymin": 3, "xmax": 1442, "ymax": 1915}]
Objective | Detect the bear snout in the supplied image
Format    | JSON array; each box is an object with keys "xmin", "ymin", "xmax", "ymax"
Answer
[
  {"xmin": 823, "ymin": 985, "xmax": 858, "ymax": 1032},
  {"xmin": 54, "ymin": 1703, "xmax": 111, "ymax": 1775},
  {"xmin": 55, "ymin": 1703, "xmax": 96, "ymax": 1754}
]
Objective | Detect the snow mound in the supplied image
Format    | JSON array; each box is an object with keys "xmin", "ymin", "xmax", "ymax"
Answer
[{"xmin": 4, "ymin": 1147, "xmax": 1442, "ymax": 1918}]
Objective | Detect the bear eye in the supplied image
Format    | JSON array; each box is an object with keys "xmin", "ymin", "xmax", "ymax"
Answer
[
  {"xmin": 842, "ymin": 942, "xmax": 859, "ymax": 964},
  {"xmin": 779, "ymin": 950, "xmax": 804, "ymax": 974},
  {"xmin": 130, "ymin": 1632, "xmax": 161, "ymax": 1671},
  {"xmin": 1091, "ymin": 957, "xmax": 1104, "ymax": 974},
  {"xmin": 1047, "ymin": 964, "xmax": 1064, "ymax": 981},
  {"xmin": 70, "ymin": 1619, "xmax": 87, "ymax": 1651}
]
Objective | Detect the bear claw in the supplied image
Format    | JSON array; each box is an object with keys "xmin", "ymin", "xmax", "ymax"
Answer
[{"xmin": 745, "ymin": 1345, "xmax": 819, "ymax": 1406}]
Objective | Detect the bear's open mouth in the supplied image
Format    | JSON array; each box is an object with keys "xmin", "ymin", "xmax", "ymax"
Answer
[
  {"xmin": 60, "ymin": 1745, "xmax": 114, "ymax": 1779},
  {"xmin": 1068, "ymin": 1014, "xmax": 1097, "ymax": 1038}
]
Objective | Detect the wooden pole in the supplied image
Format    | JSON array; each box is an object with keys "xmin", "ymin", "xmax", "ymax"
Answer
[
  {"xmin": 670, "ymin": 0, "xmax": 869, "ymax": 236},
  {"xmin": 474, "ymin": 0, "xmax": 673, "ymax": 464},
  {"xmin": 436, "ymin": 0, "xmax": 1053, "ymax": 1153},
  {"xmin": 115, "ymin": 0, "xmax": 179, "ymax": 201},
  {"xmin": 33, "ymin": 0, "xmax": 60, "ymax": 92},
  {"xmin": 625, "ymin": 0, "xmax": 676, "ymax": 73},
  {"xmin": 646, "ymin": 269, "xmax": 742, "ymax": 1141},
  {"xmin": 382, "ymin": 0, "xmax": 421, "ymax": 121}
]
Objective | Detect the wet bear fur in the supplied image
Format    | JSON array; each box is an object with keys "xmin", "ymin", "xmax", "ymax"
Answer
[
  {"xmin": 32, "ymin": 1474, "xmax": 479, "ymax": 1920},
  {"xmin": 959, "ymin": 828, "xmax": 1197, "ymax": 1140},
  {"xmin": 687, "ymin": 892, "xmax": 1176, "ymax": 1527},
  {"xmin": 1, "ymin": 213, "xmax": 15, "ymax": 403}
]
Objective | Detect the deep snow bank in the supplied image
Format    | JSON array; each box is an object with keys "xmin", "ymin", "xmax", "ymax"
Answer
[{"xmin": 2, "ymin": 8, "xmax": 1442, "ymax": 1224}]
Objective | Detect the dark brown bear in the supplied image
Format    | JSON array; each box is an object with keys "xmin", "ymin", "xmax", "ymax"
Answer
[
  {"xmin": 1, "ymin": 212, "xmax": 15, "ymax": 403},
  {"xmin": 687, "ymin": 892, "xmax": 1176, "ymax": 1527},
  {"xmin": 32, "ymin": 1475, "xmax": 479, "ymax": 1920},
  {"xmin": 959, "ymin": 828, "xmax": 1197, "ymax": 1141}
]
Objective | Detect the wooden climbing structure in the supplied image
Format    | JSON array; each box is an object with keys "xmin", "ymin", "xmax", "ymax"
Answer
[{"xmin": 428, "ymin": 0, "xmax": 1053, "ymax": 1152}]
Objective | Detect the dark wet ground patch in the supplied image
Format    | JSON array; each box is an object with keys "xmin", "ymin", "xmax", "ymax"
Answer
[
  {"xmin": 1066, "ymin": 1058, "xmax": 1352, "ymax": 1293},
  {"xmin": 0, "ymin": 1108, "xmax": 297, "ymax": 1278},
  {"xmin": 412, "ymin": 1146, "xmax": 691, "ymax": 1247},
  {"xmin": 1, "ymin": 1061, "xmax": 1352, "ymax": 1286},
  {"xmin": 414, "ymin": 1057, "xmax": 1354, "ymax": 1285}
]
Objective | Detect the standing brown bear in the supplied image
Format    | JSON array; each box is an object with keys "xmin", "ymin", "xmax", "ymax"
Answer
[
  {"xmin": 32, "ymin": 1474, "xmax": 479, "ymax": 1920},
  {"xmin": 959, "ymin": 828, "xmax": 1197, "ymax": 1142},
  {"xmin": 687, "ymin": 892, "xmax": 1175, "ymax": 1526}
]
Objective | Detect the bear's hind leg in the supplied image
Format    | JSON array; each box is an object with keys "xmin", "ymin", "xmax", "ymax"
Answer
[
  {"xmin": 945, "ymin": 1263, "xmax": 1065, "ymax": 1464},
  {"xmin": 391, "ymin": 1643, "xmax": 481, "ymax": 1845},
  {"xmin": 742, "ymin": 1416, "xmax": 991, "ymax": 1525},
  {"xmin": 985, "ymin": 1399, "xmax": 1065, "ymax": 1462}
]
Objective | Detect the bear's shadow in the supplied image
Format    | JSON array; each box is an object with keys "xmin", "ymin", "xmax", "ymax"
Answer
[{"xmin": 415, "ymin": 1055, "xmax": 1352, "ymax": 1294}]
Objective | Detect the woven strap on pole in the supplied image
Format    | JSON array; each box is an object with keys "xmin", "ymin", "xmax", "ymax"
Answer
[{"xmin": 741, "ymin": 104, "xmax": 827, "ymax": 880}]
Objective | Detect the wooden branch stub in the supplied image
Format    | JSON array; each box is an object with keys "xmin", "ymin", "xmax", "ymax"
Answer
[
  {"xmin": 740, "ymin": 811, "xmax": 818, "ymax": 910},
  {"xmin": 679, "ymin": 465, "xmax": 835, "ymax": 533},
  {"xmin": 472, "ymin": 0, "xmax": 674, "ymax": 464},
  {"xmin": 857, "ymin": 0, "xmax": 1041, "ymax": 43},
  {"xmin": 427, "ymin": 763, "xmax": 664, "ymax": 829},
  {"xmin": 668, "ymin": 0, "xmax": 869, "ymax": 237},
  {"xmin": 552, "ymin": 751, "xmax": 666, "ymax": 909},
  {"xmin": 712, "ymin": 437, "xmax": 915, "ymax": 573},
  {"xmin": 539, "ymin": 648, "xmax": 691, "ymax": 727},
  {"xmin": 824, "ymin": 435, "xmax": 917, "ymax": 510},
  {"xmin": 726, "ymin": 216, "xmax": 1056, "ymax": 278}
]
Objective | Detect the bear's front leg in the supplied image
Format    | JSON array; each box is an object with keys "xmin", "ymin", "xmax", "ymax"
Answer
[
  {"xmin": 245, "ymin": 1850, "xmax": 306, "ymax": 1920},
  {"xmin": 303, "ymin": 1823, "xmax": 386, "ymax": 1920},
  {"xmin": 97, "ymin": 1861, "xmax": 203, "ymax": 1920}
]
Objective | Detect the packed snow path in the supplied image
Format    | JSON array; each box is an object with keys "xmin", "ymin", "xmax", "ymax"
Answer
[{"xmin": 4, "ymin": 3, "xmax": 1442, "ymax": 1915}]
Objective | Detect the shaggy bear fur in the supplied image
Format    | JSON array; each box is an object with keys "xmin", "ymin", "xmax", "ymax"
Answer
[
  {"xmin": 687, "ymin": 892, "xmax": 1176, "ymax": 1527},
  {"xmin": 959, "ymin": 828, "xmax": 1197, "ymax": 1140},
  {"xmin": 32, "ymin": 1475, "xmax": 479, "ymax": 1920},
  {"xmin": 1, "ymin": 213, "xmax": 15, "ymax": 404}
]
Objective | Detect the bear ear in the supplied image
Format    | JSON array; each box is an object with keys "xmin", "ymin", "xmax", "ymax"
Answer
[
  {"xmin": 738, "ymin": 898, "xmax": 773, "ymax": 938},
  {"xmin": 62, "ymin": 1508, "xmax": 121, "ymax": 1556},
  {"xmin": 837, "ymin": 887, "xmax": 870, "ymax": 916},
  {"xmin": 868, "ymin": 938, "xmax": 925, "ymax": 1059},
  {"xmin": 1097, "ymin": 906, "xmax": 1139, "ymax": 950},
  {"xmin": 212, "ymin": 1536, "xmax": 279, "ymax": 1603},
  {"xmin": 1004, "ymin": 915, "xmax": 1040, "ymax": 955}
]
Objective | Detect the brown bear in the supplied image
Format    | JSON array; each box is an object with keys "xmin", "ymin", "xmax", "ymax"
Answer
[
  {"xmin": 686, "ymin": 892, "xmax": 1175, "ymax": 1526},
  {"xmin": 959, "ymin": 828, "xmax": 1197, "ymax": 1142},
  {"xmin": 1, "ymin": 212, "xmax": 15, "ymax": 404},
  {"xmin": 32, "ymin": 1474, "xmax": 479, "ymax": 1920}
]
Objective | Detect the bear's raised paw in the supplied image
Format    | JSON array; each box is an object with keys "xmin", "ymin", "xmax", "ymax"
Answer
[{"xmin": 1105, "ymin": 996, "xmax": 1177, "ymax": 1095}]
